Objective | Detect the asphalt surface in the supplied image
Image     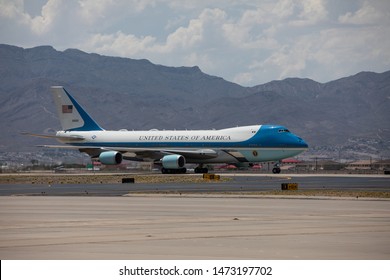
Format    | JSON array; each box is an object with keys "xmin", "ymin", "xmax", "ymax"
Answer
[
  {"xmin": 0, "ymin": 174, "xmax": 389, "ymax": 260},
  {"xmin": 0, "ymin": 174, "xmax": 388, "ymax": 196},
  {"xmin": 0, "ymin": 196, "xmax": 389, "ymax": 259}
]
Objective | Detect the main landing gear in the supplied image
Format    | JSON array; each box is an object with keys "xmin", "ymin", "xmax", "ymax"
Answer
[
  {"xmin": 194, "ymin": 165, "xmax": 208, "ymax": 174},
  {"xmin": 272, "ymin": 163, "xmax": 281, "ymax": 174},
  {"xmin": 161, "ymin": 167, "xmax": 187, "ymax": 174},
  {"xmin": 161, "ymin": 166, "xmax": 208, "ymax": 174}
]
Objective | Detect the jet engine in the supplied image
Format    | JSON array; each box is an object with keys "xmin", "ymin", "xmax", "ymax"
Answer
[
  {"xmin": 161, "ymin": 154, "xmax": 186, "ymax": 169},
  {"xmin": 99, "ymin": 151, "xmax": 123, "ymax": 165}
]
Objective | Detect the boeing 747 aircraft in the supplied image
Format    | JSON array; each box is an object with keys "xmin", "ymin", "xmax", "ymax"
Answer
[{"xmin": 25, "ymin": 86, "xmax": 308, "ymax": 174}]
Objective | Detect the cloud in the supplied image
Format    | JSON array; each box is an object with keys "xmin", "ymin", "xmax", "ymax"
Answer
[
  {"xmin": 1, "ymin": 0, "xmax": 389, "ymax": 86},
  {"xmin": 0, "ymin": 0, "xmax": 63, "ymax": 34},
  {"xmin": 84, "ymin": 31, "xmax": 156, "ymax": 56},
  {"xmin": 163, "ymin": 14, "xmax": 204, "ymax": 51},
  {"xmin": 338, "ymin": 1, "xmax": 388, "ymax": 25},
  {"xmin": 290, "ymin": 0, "xmax": 328, "ymax": 26},
  {"xmin": 78, "ymin": 0, "xmax": 114, "ymax": 24},
  {"xmin": 80, "ymin": 8, "xmax": 227, "ymax": 55},
  {"xmin": 0, "ymin": 0, "xmax": 31, "ymax": 25},
  {"xmin": 78, "ymin": 0, "xmax": 157, "ymax": 25},
  {"xmin": 30, "ymin": 0, "xmax": 63, "ymax": 34},
  {"xmin": 0, "ymin": 0, "xmax": 24, "ymax": 18}
]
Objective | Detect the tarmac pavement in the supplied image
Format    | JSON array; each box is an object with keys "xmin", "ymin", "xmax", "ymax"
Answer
[{"xmin": 0, "ymin": 195, "xmax": 389, "ymax": 259}]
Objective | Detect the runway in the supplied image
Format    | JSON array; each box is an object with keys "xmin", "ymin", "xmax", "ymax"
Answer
[
  {"xmin": 0, "ymin": 173, "xmax": 389, "ymax": 196},
  {"xmin": 0, "ymin": 173, "xmax": 389, "ymax": 259},
  {"xmin": 0, "ymin": 195, "xmax": 389, "ymax": 259}
]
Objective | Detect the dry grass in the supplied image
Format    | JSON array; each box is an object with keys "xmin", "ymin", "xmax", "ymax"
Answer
[
  {"xmin": 1, "ymin": 173, "xmax": 388, "ymax": 198},
  {"xmin": 0, "ymin": 173, "xmax": 219, "ymax": 185}
]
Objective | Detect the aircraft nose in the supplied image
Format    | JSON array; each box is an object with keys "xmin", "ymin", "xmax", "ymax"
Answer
[{"xmin": 295, "ymin": 136, "xmax": 308, "ymax": 149}]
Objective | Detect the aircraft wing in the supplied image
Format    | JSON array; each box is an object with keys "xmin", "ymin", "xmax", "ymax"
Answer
[{"xmin": 37, "ymin": 144, "xmax": 218, "ymax": 161}]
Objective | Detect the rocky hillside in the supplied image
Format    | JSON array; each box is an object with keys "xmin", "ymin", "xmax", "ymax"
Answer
[{"xmin": 0, "ymin": 44, "xmax": 389, "ymax": 160}]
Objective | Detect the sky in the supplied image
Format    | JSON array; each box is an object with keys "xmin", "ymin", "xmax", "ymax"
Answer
[{"xmin": 1, "ymin": 0, "xmax": 389, "ymax": 86}]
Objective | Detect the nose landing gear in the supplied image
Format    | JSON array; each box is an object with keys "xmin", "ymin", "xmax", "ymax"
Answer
[
  {"xmin": 272, "ymin": 163, "xmax": 281, "ymax": 174},
  {"xmin": 194, "ymin": 164, "xmax": 208, "ymax": 174}
]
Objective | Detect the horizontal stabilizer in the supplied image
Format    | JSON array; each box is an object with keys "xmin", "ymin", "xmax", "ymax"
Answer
[
  {"xmin": 21, "ymin": 132, "xmax": 85, "ymax": 141},
  {"xmin": 37, "ymin": 145, "xmax": 82, "ymax": 149}
]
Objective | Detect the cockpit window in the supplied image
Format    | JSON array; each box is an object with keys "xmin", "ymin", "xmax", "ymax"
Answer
[{"xmin": 278, "ymin": 128, "xmax": 290, "ymax": 133}]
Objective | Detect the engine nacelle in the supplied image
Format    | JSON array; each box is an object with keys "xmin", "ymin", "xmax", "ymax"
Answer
[
  {"xmin": 99, "ymin": 151, "xmax": 122, "ymax": 165},
  {"xmin": 161, "ymin": 154, "xmax": 186, "ymax": 169}
]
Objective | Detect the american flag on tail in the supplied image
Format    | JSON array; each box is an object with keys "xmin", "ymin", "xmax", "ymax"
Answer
[{"xmin": 62, "ymin": 105, "xmax": 73, "ymax": 113}]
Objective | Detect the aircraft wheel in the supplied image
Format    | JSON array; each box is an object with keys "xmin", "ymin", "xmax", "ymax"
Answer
[
  {"xmin": 195, "ymin": 167, "xmax": 208, "ymax": 173},
  {"xmin": 272, "ymin": 167, "xmax": 281, "ymax": 174},
  {"xmin": 162, "ymin": 168, "xmax": 187, "ymax": 174}
]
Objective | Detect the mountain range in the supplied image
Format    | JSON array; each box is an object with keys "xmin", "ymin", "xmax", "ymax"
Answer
[{"xmin": 0, "ymin": 44, "xmax": 389, "ymax": 161}]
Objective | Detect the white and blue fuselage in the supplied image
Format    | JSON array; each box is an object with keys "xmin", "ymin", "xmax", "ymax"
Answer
[{"xmin": 56, "ymin": 124, "xmax": 307, "ymax": 163}]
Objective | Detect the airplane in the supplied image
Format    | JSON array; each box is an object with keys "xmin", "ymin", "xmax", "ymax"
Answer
[{"xmin": 24, "ymin": 86, "xmax": 308, "ymax": 174}]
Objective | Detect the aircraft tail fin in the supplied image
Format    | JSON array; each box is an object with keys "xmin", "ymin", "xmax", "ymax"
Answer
[{"xmin": 50, "ymin": 86, "xmax": 104, "ymax": 131}]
